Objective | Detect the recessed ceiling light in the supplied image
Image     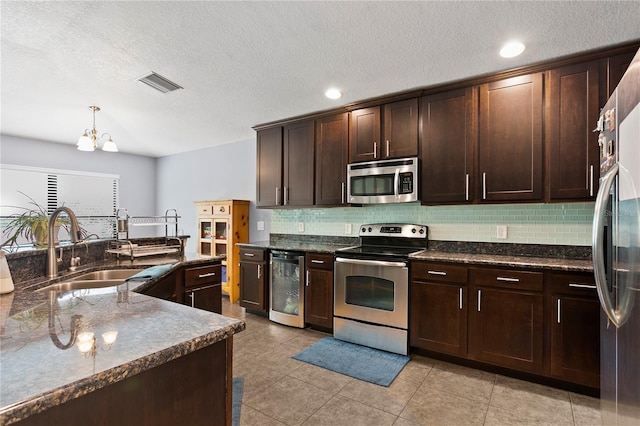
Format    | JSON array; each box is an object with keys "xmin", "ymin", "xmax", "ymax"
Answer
[
  {"xmin": 325, "ymin": 88, "xmax": 343, "ymax": 100},
  {"xmin": 500, "ymin": 41, "xmax": 525, "ymax": 58}
]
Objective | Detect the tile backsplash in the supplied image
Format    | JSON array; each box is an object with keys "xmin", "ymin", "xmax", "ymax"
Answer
[{"xmin": 271, "ymin": 202, "xmax": 595, "ymax": 246}]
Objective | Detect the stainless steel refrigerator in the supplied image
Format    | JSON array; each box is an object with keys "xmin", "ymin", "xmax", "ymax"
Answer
[{"xmin": 593, "ymin": 48, "xmax": 640, "ymax": 425}]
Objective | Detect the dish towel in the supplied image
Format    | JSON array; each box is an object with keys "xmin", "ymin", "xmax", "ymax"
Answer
[{"xmin": 125, "ymin": 264, "xmax": 173, "ymax": 281}]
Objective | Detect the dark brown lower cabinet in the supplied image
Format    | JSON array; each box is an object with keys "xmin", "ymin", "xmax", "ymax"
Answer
[
  {"xmin": 185, "ymin": 284, "xmax": 222, "ymax": 314},
  {"xmin": 239, "ymin": 248, "xmax": 268, "ymax": 314},
  {"xmin": 305, "ymin": 253, "xmax": 334, "ymax": 330},
  {"xmin": 410, "ymin": 262, "xmax": 468, "ymax": 356},
  {"xmin": 547, "ymin": 272, "xmax": 600, "ymax": 388},
  {"xmin": 183, "ymin": 263, "xmax": 222, "ymax": 314},
  {"xmin": 468, "ymin": 286, "xmax": 544, "ymax": 374},
  {"xmin": 15, "ymin": 338, "xmax": 232, "ymax": 426}
]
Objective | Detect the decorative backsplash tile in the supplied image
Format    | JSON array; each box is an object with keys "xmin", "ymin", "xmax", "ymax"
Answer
[{"xmin": 271, "ymin": 202, "xmax": 595, "ymax": 246}]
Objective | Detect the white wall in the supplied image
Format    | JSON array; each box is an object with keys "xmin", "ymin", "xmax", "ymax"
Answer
[
  {"xmin": 0, "ymin": 134, "xmax": 158, "ymax": 236},
  {"xmin": 156, "ymin": 138, "xmax": 270, "ymax": 252}
]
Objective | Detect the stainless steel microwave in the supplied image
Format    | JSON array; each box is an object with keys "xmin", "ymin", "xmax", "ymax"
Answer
[{"xmin": 347, "ymin": 157, "xmax": 418, "ymax": 204}]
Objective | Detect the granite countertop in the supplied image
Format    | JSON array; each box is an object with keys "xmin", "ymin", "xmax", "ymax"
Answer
[
  {"xmin": 238, "ymin": 240, "xmax": 355, "ymax": 254},
  {"xmin": 0, "ymin": 252, "xmax": 244, "ymax": 425},
  {"xmin": 239, "ymin": 237, "xmax": 593, "ymax": 273},
  {"xmin": 409, "ymin": 250, "xmax": 593, "ymax": 273}
]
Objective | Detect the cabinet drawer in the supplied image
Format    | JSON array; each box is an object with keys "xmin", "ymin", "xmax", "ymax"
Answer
[
  {"xmin": 411, "ymin": 262, "xmax": 468, "ymax": 284},
  {"xmin": 546, "ymin": 271, "xmax": 597, "ymax": 295},
  {"xmin": 240, "ymin": 248, "xmax": 266, "ymax": 262},
  {"xmin": 306, "ymin": 253, "xmax": 333, "ymax": 270},
  {"xmin": 185, "ymin": 264, "xmax": 221, "ymax": 289},
  {"xmin": 213, "ymin": 203, "xmax": 231, "ymax": 216},
  {"xmin": 196, "ymin": 204, "xmax": 214, "ymax": 216},
  {"xmin": 470, "ymin": 267, "xmax": 543, "ymax": 292}
]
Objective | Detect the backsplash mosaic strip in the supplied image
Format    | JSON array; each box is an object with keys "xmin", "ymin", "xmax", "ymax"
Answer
[{"xmin": 271, "ymin": 202, "xmax": 595, "ymax": 246}]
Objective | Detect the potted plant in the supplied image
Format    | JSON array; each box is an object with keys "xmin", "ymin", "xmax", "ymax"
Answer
[{"xmin": 1, "ymin": 192, "xmax": 76, "ymax": 251}]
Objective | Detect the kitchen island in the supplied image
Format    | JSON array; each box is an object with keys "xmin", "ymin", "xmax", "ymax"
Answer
[{"xmin": 0, "ymin": 253, "xmax": 244, "ymax": 426}]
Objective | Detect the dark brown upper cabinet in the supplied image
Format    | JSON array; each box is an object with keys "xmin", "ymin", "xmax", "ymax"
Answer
[
  {"xmin": 283, "ymin": 120, "xmax": 315, "ymax": 206},
  {"xmin": 478, "ymin": 73, "xmax": 543, "ymax": 202},
  {"xmin": 604, "ymin": 51, "xmax": 637, "ymax": 97},
  {"xmin": 350, "ymin": 99, "xmax": 418, "ymax": 163},
  {"xmin": 256, "ymin": 127, "xmax": 283, "ymax": 207},
  {"xmin": 421, "ymin": 88, "xmax": 476, "ymax": 204},
  {"xmin": 546, "ymin": 61, "xmax": 600, "ymax": 201},
  {"xmin": 315, "ymin": 113, "xmax": 349, "ymax": 206},
  {"xmin": 256, "ymin": 121, "xmax": 314, "ymax": 208}
]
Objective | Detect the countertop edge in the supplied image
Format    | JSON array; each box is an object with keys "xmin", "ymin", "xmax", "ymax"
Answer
[{"xmin": 0, "ymin": 321, "xmax": 244, "ymax": 425}]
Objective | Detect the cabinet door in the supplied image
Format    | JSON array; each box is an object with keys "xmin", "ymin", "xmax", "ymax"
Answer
[
  {"xmin": 421, "ymin": 88, "xmax": 475, "ymax": 204},
  {"xmin": 283, "ymin": 120, "xmax": 315, "ymax": 206},
  {"xmin": 383, "ymin": 98, "xmax": 419, "ymax": 159},
  {"xmin": 305, "ymin": 254, "xmax": 334, "ymax": 329},
  {"xmin": 350, "ymin": 106, "xmax": 381, "ymax": 162},
  {"xmin": 469, "ymin": 287, "xmax": 544, "ymax": 373},
  {"xmin": 410, "ymin": 281, "xmax": 467, "ymax": 356},
  {"xmin": 547, "ymin": 272, "xmax": 600, "ymax": 388},
  {"xmin": 186, "ymin": 285, "xmax": 222, "ymax": 314},
  {"xmin": 479, "ymin": 73, "xmax": 543, "ymax": 202},
  {"xmin": 256, "ymin": 127, "xmax": 283, "ymax": 207},
  {"xmin": 547, "ymin": 61, "xmax": 600, "ymax": 201},
  {"xmin": 239, "ymin": 261, "xmax": 267, "ymax": 313},
  {"xmin": 315, "ymin": 113, "xmax": 349, "ymax": 205}
]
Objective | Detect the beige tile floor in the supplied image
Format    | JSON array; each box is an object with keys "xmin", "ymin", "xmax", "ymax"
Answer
[{"xmin": 222, "ymin": 297, "xmax": 602, "ymax": 426}]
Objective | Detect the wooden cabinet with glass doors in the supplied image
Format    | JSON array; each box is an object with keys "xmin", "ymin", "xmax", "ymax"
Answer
[{"xmin": 194, "ymin": 200, "xmax": 249, "ymax": 304}]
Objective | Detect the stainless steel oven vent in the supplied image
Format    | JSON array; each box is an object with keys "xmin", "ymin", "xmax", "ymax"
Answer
[{"xmin": 137, "ymin": 72, "xmax": 183, "ymax": 93}]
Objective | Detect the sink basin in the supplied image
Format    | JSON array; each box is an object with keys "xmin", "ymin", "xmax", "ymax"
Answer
[
  {"xmin": 69, "ymin": 269, "xmax": 144, "ymax": 281},
  {"xmin": 36, "ymin": 279, "xmax": 129, "ymax": 293},
  {"xmin": 36, "ymin": 269, "xmax": 144, "ymax": 293}
]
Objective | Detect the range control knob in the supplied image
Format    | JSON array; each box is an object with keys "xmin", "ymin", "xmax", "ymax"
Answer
[
  {"xmin": 419, "ymin": 228, "xmax": 425, "ymax": 234},
  {"xmin": 368, "ymin": 227, "xmax": 373, "ymax": 233},
  {"xmin": 411, "ymin": 228, "xmax": 417, "ymax": 233},
  {"xmin": 361, "ymin": 227, "xmax": 367, "ymax": 233}
]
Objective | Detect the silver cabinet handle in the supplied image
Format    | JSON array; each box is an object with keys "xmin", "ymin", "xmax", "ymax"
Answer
[
  {"xmin": 198, "ymin": 272, "xmax": 216, "ymax": 278},
  {"xmin": 465, "ymin": 174, "xmax": 470, "ymax": 201},
  {"xmin": 373, "ymin": 141, "xmax": 377, "ymax": 159},
  {"xmin": 589, "ymin": 165, "xmax": 594, "ymax": 197},
  {"xmin": 284, "ymin": 186, "xmax": 288, "ymax": 206},
  {"xmin": 341, "ymin": 182, "xmax": 346, "ymax": 204},
  {"xmin": 311, "ymin": 259, "xmax": 325, "ymax": 264},
  {"xmin": 275, "ymin": 187, "xmax": 280, "ymax": 206},
  {"xmin": 497, "ymin": 277, "xmax": 520, "ymax": 283},
  {"xmin": 386, "ymin": 140, "xmax": 390, "ymax": 157},
  {"xmin": 427, "ymin": 270, "xmax": 447, "ymax": 276},
  {"xmin": 482, "ymin": 173, "xmax": 487, "ymax": 200},
  {"xmin": 243, "ymin": 253, "xmax": 255, "ymax": 257},
  {"xmin": 569, "ymin": 282, "xmax": 597, "ymax": 290},
  {"xmin": 459, "ymin": 287, "xmax": 463, "ymax": 310},
  {"xmin": 306, "ymin": 270, "xmax": 310, "ymax": 287},
  {"xmin": 189, "ymin": 292, "xmax": 195, "ymax": 307},
  {"xmin": 477, "ymin": 289, "xmax": 482, "ymax": 312},
  {"xmin": 557, "ymin": 298, "xmax": 561, "ymax": 324},
  {"xmin": 257, "ymin": 264, "xmax": 262, "ymax": 280}
]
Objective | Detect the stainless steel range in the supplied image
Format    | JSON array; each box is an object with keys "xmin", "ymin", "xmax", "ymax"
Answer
[{"xmin": 334, "ymin": 223, "xmax": 428, "ymax": 355}]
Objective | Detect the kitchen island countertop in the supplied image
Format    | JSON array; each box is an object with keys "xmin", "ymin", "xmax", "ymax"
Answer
[{"xmin": 0, "ymin": 252, "xmax": 244, "ymax": 425}]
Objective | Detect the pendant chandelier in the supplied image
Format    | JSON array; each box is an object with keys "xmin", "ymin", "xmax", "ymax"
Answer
[{"xmin": 77, "ymin": 105, "xmax": 118, "ymax": 152}]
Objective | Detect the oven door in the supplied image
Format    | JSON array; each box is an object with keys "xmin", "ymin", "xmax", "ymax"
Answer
[{"xmin": 334, "ymin": 257, "xmax": 408, "ymax": 329}]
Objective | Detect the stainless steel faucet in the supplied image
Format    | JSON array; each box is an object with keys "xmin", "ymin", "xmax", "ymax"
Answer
[{"xmin": 47, "ymin": 206, "xmax": 83, "ymax": 278}]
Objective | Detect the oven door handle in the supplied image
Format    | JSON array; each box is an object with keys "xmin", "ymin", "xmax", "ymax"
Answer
[{"xmin": 335, "ymin": 257, "xmax": 407, "ymax": 268}]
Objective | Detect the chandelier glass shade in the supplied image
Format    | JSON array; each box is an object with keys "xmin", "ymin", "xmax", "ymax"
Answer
[{"xmin": 77, "ymin": 106, "xmax": 118, "ymax": 152}]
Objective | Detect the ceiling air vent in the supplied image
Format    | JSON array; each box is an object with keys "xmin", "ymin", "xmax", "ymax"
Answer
[{"xmin": 137, "ymin": 72, "xmax": 183, "ymax": 93}]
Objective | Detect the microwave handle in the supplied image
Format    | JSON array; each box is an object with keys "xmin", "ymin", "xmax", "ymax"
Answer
[{"xmin": 394, "ymin": 168, "xmax": 400, "ymax": 199}]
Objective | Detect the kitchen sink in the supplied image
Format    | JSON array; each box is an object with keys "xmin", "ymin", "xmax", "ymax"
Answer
[
  {"xmin": 36, "ymin": 269, "xmax": 144, "ymax": 293},
  {"xmin": 69, "ymin": 269, "xmax": 144, "ymax": 281}
]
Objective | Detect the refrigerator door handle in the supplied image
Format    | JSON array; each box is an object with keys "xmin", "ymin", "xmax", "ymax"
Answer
[{"xmin": 592, "ymin": 163, "xmax": 627, "ymax": 327}]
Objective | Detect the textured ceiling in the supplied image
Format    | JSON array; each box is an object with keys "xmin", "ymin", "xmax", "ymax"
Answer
[{"xmin": 2, "ymin": 1, "xmax": 640, "ymax": 158}]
